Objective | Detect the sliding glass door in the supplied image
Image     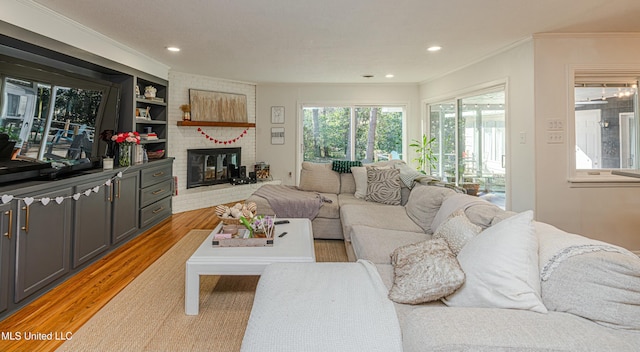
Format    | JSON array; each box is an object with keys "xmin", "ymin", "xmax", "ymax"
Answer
[{"xmin": 429, "ymin": 88, "xmax": 506, "ymax": 207}]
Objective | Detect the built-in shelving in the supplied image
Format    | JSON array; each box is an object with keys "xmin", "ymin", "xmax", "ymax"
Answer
[{"xmin": 129, "ymin": 77, "xmax": 168, "ymax": 156}]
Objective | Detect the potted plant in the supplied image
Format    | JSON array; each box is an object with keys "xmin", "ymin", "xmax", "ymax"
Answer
[{"xmin": 409, "ymin": 134, "xmax": 437, "ymax": 174}]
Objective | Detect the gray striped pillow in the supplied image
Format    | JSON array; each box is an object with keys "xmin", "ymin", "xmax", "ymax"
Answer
[{"xmin": 365, "ymin": 167, "xmax": 401, "ymax": 205}]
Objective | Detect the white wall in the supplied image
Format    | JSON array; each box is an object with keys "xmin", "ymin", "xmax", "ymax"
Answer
[
  {"xmin": 419, "ymin": 40, "xmax": 536, "ymax": 212},
  {"xmin": 533, "ymin": 33, "xmax": 640, "ymax": 250},
  {"xmin": 255, "ymin": 83, "xmax": 421, "ymax": 185},
  {"xmin": 168, "ymin": 71, "xmax": 257, "ymax": 213}
]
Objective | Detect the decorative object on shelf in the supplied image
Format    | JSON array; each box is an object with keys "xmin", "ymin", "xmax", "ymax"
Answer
[
  {"xmin": 103, "ymin": 157, "xmax": 114, "ymax": 170},
  {"xmin": 144, "ymin": 85, "xmax": 157, "ymax": 99},
  {"xmin": 111, "ymin": 131, "xmax": 141, "ymax": 167},
  {"xmin": 271, "ymin": 127, "xmax": 285, "ymax": 145},
  {"xmin": 0, "ymin": 172, "xmax": 124, "ymax": 206},
  {"xmin": 254, "ymin": 162, "xmax": 270, "ymax": 179},
  {"xmin": 180, "ymin": 104, "xmax": 191, "ymax": 121},
  {"xmin": 189, "ymin": 89, "xmax": 248, "ymax": 123},
  {"xmin": 271, "ymin": 106, "xmax": 285, "ymax": 124},
  {"xmin": 136, "ymin": 107, "xmax": 151, "ymax": 120},
  {"xmin": 215, "ymin": 202, "xmax": 257, "ymax": 225},
  {"xmin": 146, "ymin": 149, "xmax": 165, "ymax": 159},
  {"xmin": 196, "ymin": 127, "xmax": 248, "ymax": 144}
]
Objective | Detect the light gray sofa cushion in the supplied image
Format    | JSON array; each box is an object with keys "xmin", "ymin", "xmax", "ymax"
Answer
[
  {"xmin": 350, "ymin": 225, "xmax": 429, "ymax": 264},
  {"xmin": 541, "ymin": 250, "xmax": 640, "ymax": 331},
  {"xmin": 340, "ymin": 203, "xmax": 423, "ymax": 241},
  {"xmin": 402, "ymin": 307, "xmax": 640, "ymax": 352},
  {"xmin": 405, "ymin": 184, "xmax": 456, "ymax": 234},
  {"xmin": 298, "ymin": 162, "xmax": 340, "ymax": 194},
  {"xmin": 431, "ymin": 193, "xmax": 512, "ymax": 232},
  {"xmin": 340, "ymin": 172, "xmax": 356, "ymax": 194}
]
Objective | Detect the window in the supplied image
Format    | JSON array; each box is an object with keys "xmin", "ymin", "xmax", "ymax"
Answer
[
  {"xmin": 301, "ymin": 105, "xmax": 404, "ymax": 162},
  {"xmin": 574, "ymin": 76, "xmax": 638, "ymax": 171},
  {"xmin": 429, "ymin": 87, "xmax": 506, "ymax": 208}
]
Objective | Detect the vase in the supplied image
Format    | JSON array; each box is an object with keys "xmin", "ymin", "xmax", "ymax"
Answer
[{"xmin": 118, "ymin": 144, "xmax": 132, "ymax": 167}]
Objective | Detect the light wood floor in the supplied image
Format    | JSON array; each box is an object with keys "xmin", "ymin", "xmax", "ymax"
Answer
[{"xmin": 0, "ymin": 206, "xmax": 347, "ymax": 352}]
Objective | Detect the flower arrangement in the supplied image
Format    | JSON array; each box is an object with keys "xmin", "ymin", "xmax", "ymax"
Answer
[
  {"xmin": 240, "ymin": 214, "xmax": 275, "ymax": 238},
  {"xmin": 111, "ymin": 131, "xmax": 141, "ymax": 145},
  {"xmin": 111, "ymin": 132, "xmax": 140, "ymax": 166}
]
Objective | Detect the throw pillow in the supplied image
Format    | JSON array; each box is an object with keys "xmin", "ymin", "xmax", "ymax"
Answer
[
  {"xmin": 298, "ymin": 162, "xmax": 340, "ymax": 194},
  {"xmin": 365, "ymin": 167, "xmax": 401, "ymax": 205},
  {"xmin": 389, "ymin": 238, "xmax": 465, "ymax": 304},
  {"xmin": 393, "ymin": 162, "xmax": 424, "ymax": 189},
  {"xmin": 432, "ymin": 209, "xmax": 481, "ymax": 255},
  {"xmin": 352, "ymin": 165, "xmax": 390, "ymax": 199},
  {"xmin": 331, "ymin": 160, "xmax": 362, "ymax": 173},
  {"xmin": 442, "ymin": 210, "xmax": 548, "ymax": 313},
  {"xmin": 351, "ymin": 166, "xmax": 368, "ymax": 199}
]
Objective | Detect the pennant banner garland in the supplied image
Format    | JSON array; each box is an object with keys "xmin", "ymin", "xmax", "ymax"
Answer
[
  {"xmin": 1, "ymin": 172, "xmax": 124, "ymax": 206},
  {"xmin": 197, "ymin": 127, "xmax": 248, "ymax": 144}
]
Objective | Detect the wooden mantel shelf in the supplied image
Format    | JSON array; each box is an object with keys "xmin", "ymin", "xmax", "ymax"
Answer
[{"xmin": 177, "ymin": 121, "xmax": 256, "ymax": 128}]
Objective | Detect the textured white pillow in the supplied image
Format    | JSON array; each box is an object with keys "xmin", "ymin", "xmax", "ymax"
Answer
[
  {"xmin": 443, "ymin": 210, "xmax": 547, "ymax": 313},
  {"xmin": 432, "ymin": 209, "xmax": 481, "ymax": 255},
  {"xmin": 389, "ymin": 238, "xmax": 465, "ymax": 304}
]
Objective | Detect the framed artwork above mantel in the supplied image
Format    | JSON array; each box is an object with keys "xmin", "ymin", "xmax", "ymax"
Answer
[{"xmin": 189, "ymin": 89, "xmax": 248, "ymax": 123}]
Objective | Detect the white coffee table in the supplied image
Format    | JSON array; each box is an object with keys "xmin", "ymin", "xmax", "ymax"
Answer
[{"xmin": 185, "ymin": 218, "xmax": 316, "ymax": 315}]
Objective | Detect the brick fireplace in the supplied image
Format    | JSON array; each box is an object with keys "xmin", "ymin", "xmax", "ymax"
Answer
[{"xmin": 187, "ymin": 147, "xmax": 241, "ymax": 189}]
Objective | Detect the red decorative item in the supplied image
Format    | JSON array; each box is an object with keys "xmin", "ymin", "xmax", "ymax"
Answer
[{"xmin": 197, "ymin": 128, "xmax": 248, "ymax": 145}]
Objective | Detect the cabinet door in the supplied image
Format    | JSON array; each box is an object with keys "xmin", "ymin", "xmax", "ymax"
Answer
[
  {"xmin": 112, "ymin": 171, "xmax": 140, "ymax": 244},
  {"xmin": 0, "ymin": 203, "xmax": 14, "ymax": 314},
  {"xmin": 73, "ymin": 178, "xmax": 111, "ymax": 268},
  {"xmin": 15, "ymin": 188, "xmax": 72, "ymax": 303}
]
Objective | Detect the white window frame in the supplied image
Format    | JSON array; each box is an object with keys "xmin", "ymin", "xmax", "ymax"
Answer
[
  {"xmin": 567, "ymin": 65, "xmax": 640, "ymax": 184},
  {"xmin": 295, "ymin": 101, "xmax": 409, "ymax": 181}
]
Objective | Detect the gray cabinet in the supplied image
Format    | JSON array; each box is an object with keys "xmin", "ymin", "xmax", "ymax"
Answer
[
  {"xmin": 140, "ymin": 162, "xmax": 172, "ymax": 228},
  {"xmin": 0, "ymin": 160, "xmax": 172, "ymax": 319},
  {"xmin": 112, "ymin": 171, "xmax": 140, "ymax": 244},
  {"xmin": 0, "ymin": 203, "xmax": 14, "ymax": 314},
  {"xmin": 73, "ymin": 178, "xmax": 112, "ymax": 268},
  {"xmin": 15, "ymin": 187, "xmax": 72, "ymax": 303}
]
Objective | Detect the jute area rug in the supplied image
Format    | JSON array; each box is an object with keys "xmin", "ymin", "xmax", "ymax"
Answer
[{"xmin": 56, "ymin": 229, "xmax": 259, "ymax": 352}]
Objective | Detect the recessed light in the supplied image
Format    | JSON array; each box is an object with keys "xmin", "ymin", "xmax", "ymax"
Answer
[
  {"xmin": 385, "ymin": 74, "xmax": 394, "ymax": 78},
  {"xmin": 427, "ymin": 46, "xmax": 442, "ymax": 52},
  {"xmin": 362, "ymin": 74, "xmax": 374, "ymax": 78},
  {"xmin": 166, "ymin": 46, "xmax": 181, "ymax": 52}
]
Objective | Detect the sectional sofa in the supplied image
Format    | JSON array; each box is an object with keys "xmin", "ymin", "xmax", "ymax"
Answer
[{"xmin": 245, "ymin": 160, "xmax": 640, "ymax": 351}]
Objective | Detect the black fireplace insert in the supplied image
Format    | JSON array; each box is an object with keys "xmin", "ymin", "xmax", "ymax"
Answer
[{"xmin": 187, "ymin": 148, "xmax": 241, "ymax": 189}]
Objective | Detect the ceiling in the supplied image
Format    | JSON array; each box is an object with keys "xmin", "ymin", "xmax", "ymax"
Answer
[{"xmin": 32, "ymin": 0, "xmax": 640, "ymax": 84}]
